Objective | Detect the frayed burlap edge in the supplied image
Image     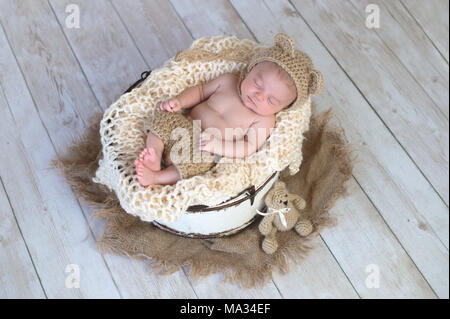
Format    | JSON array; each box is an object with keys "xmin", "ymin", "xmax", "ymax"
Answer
[{"xmin": 51, "ymin": 104, "xmax": 354, "ymax": 289}]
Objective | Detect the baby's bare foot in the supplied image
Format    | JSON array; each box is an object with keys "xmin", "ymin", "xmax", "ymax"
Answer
[
  {"xmin": 138, "ymin": 147, "xmax": 161, "ymax": 171},
  {"xmin": 135, "ymin": 160, "xmax": 158, "ymax": 186}
]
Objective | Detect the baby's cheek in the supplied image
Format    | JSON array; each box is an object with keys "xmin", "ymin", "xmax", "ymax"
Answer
[
  {"xmin": 241, "ymin": 79, "xmax": 251, "ymax": 94},
  {"xmin": 240, "ymin": 82, "xmax": 247, "ymax": 94}
]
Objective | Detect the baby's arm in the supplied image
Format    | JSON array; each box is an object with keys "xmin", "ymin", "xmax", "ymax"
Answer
[
  {"xmin": 162, "ymin": 74, "xmax": 226, "ymax": 112},
  {"xmin": 211, "ymin": 117, "xmax": 275, "ymax": 158}
]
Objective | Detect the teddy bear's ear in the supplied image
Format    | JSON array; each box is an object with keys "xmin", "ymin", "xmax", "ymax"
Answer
[
  {"xmin": 274, "ymin": 181, "xmax": 286, "ymax": 191},
  {"xmin": 308, "ymin": 69, "xmax": 323, "ymax": 95},
  {"xmin": 274, "ymin": 33, "xmax": 296, "ymax": 57}
]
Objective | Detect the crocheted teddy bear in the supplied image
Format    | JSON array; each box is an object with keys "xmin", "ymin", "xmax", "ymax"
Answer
[{"xmin": 258, "ymin": 181, "xmax": 313, "ymax": 254}]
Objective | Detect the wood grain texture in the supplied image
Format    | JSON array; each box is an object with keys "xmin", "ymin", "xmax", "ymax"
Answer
[
  {"xmin": 0, "ymin": 174, "xmax": 46, "ymax": 298},
  {"xmin": 111, "ymin": 0, "xmax": 193, "ymax": 69},
  {"xmin": 0, "ymin": 15, "xmax": 120, "ymax": 297},
  {"xmin": 271, "ymin": 236, "xmax": 360, "ymax": 299},
  {"xmin": 295, "ymin": 0, "xmax": 449, "ymax": 206},
  {"xmin": 351, "ymin": 0, "xmax": 448, "ymax": 119},
  {"xmin": 321, "ymin": 180, "xmax": 436, "ymax": 298},
  {"xmin": 401, "ymin": 0, "xmax": 449, "ymax": 62},
  {"xmin": 49, "ymin": 0, "xmax": 148, "ymax": 109}
]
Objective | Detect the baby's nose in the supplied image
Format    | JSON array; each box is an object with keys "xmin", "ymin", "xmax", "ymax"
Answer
[{"xmin": 254, "ymin": 91, "xmax": 264, "ymax": 101}]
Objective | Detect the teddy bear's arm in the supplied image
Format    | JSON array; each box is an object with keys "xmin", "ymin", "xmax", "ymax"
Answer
[
  {"xmin": 258, "ymin": 214, "xmax": 275, "ymax": 236},
  {"xmin": 289, "ymin": 194, "xmax": 306, "ymax": 210}
]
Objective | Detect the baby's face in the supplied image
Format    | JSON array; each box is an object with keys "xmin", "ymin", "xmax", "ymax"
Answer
[{"xmin": 240, "ymin": 61, "xmax": 297, "ymax": 116}]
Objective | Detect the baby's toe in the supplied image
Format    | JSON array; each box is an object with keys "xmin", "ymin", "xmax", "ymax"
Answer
[
  {"xmin": 140, "ymin": 148, "xmax": 149, "ymax": 159},
  {"xmin": 144, "ymin": 149, "xmax": 154, "ymax": 161}
]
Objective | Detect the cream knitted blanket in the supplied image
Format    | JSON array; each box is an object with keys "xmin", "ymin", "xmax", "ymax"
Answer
[{"xmin": 93, "ymin": 35, "xmax": 312, "ymax": 223}]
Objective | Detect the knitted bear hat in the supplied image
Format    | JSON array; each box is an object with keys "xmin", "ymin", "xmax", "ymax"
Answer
[{"xmin": 237, "ymin": 33, "xmax": 323, "ymax": 108}]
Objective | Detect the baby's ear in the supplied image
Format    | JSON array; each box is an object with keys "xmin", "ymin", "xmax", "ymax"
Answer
[{"xmin": 308, "ymin": 69, "xmax": 323, "ymax": 95}]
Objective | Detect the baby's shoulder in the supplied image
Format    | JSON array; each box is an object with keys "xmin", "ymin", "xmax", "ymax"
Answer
[
  {"xmin": 251, "ymin": 114, "xmax": 276, "ymax": 129},
  {"xmin": 217, "ymin": 72, "xmax": 238, "ymax": 87}
]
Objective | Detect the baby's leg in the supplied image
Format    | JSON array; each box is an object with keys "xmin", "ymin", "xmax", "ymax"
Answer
[
  {"xmin": 135, "ymin": 163, "xmax": 181, "ymax": 186},
  {"xmin": 138, "ymin": 131, "xmax": 164, "ymax": 171}
]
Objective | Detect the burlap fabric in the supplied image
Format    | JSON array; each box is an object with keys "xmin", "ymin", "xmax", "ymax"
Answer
[{"xmin": 52, "ymin": 103, "xmax": 354, "ymax": 288}]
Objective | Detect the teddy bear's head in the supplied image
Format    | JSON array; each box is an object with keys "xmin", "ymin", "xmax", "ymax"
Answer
[{"xmin": 265, "ymin": 181, "xmax": 291, "ymax": 210}]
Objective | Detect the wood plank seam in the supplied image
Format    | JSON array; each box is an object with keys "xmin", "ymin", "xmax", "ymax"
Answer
[
  {"xmin": 287, "ymin": 1, "xmax": 449, "ymax": 210},
  {"xmin": 0, "ymin": 10, "xmax": 121, "ymax": 297},
  {"xmin": 318, "ymin": 233, "xmax": 362, "ymax": 299},
  {"xmin": 181, "ymin": 268, "xmax": 200, "ymax": 299},
  {"xmin": 0, "ymin": 176, "xmax": 48, "ymax": 298},
  {"xmin": 347, "ymin": 0, "xmax": 448, "ymax": 121},
  {"xmin": 352, "ymin": 176, "xmax": 439, "ymax": 297},
  {"xmin": 42, "ymin": 4, "xmax": 125, "ymax": 297},
  {"xmin": 294, "ymin": 0, "xmax": 449, "ymax": 207},
  {"xmin": 46, "ymin": 0, "xmax": 103, "ymax": 113},
  {"xmin": 167, "ymin": 0, "xmax": 196, "ymax": 40},
  {"xmin": 108, "ymin": 0, "xmax": 148, "ymax": 68},
  {"xmin": 399, "ymin": 0, "xmax": 449, "ymax": 64}
]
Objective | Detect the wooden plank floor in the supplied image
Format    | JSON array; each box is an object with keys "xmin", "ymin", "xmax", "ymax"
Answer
[{"xmin": 0, "ymin": 0, "xmax": 448, "ymax": 299}]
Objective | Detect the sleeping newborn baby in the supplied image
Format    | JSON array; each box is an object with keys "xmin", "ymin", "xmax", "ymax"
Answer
[{"xmin": 134, "ymin": 33, "xmax": 322, "ymax": 186}]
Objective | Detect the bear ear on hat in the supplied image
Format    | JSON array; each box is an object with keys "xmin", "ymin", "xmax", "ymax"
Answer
[
  {"xmin": 274, "ymin": 33, "xmax": 296, "ymax": 57},
  {"xmin": 308, "ymin": 69, "xmax": 324, "ymax": 95}
]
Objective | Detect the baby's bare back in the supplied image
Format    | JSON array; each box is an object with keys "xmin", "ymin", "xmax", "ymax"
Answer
[{"xmin": 187, "ymin": 74, "xmax": 262, "ymax": 141}]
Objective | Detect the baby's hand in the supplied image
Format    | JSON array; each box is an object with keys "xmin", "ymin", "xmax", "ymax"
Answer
[
  {"xmin": 160, "ymin": 98, "xmax": 181, "ymax": 112},
  {"xmin": 199, "ymin": 132, "xmax": 218, "ymax": 153}
]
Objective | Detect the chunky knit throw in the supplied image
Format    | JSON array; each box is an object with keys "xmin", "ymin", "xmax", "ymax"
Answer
[{"xmin": 93, "ymin": 35, "xmax": 313, "ymax": 223}]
